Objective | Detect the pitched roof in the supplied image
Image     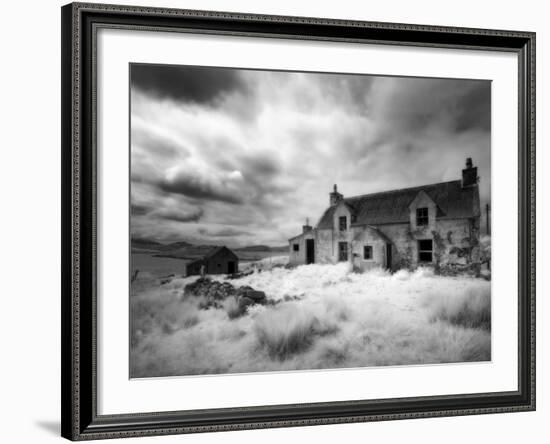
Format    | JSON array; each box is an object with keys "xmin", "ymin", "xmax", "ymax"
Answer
[
  {"xmin": 204, "ymin": 246, "xmax": 226, "ymax": 259},
  {"xmin": 317, "ymin": 180, "xmax": 479, "ymax": 229},
  {"xmin": 188, "ymin": 246, "xmax": 237, "ymax": 265},
  {"xmin": 204, "ymin": 246, "xmax": 239, "ymax": 259}
]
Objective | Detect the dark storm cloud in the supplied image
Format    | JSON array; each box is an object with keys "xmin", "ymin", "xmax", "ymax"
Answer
[
  {"xmin": 157, "ymin": 167, "xmax": 244, "ymax": 204},
  {"xmin": 153, "ymin": 207, "xmax": 204, "ymax": 223},
  {"xmin": 239, "ymin": 153, "xmax": 281, "ymax": 178},
  {"xmin": 453, "ymin": 82, "xmax": 491, "ymax": 132},
  {"xmin": 234, "ymin": 152, "xmax": 293, "ymax": 206},
  {"xmin": 130, "ymin": 64, "xmax": 247, "ymax": 104},
  {"xmin": 372, "ymin": 78, "xmax": 491, "ymax": 135},
  {"xmin": 131, "ymin": 203, "xmax": 151, "ymax": 216}
]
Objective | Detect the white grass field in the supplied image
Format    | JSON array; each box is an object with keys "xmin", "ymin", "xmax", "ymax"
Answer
[{"xmin": 130, "ymin": 262, "xmax": 491, "ymax": 378}]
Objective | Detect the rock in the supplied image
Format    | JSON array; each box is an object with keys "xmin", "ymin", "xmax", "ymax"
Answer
[
  {"xmin": 183, "ymin": 277, "xmax": 212, "ymax": 298},
  {"xmin": 283, "ymin": 294, "xmax": 301, "ymax": 302},
  {"xmin": 238, "ymin": 296, "xmax": 255, "ymax": 310},
  {"xmin": 236, "ymin": 285, "xmax": 253, "ymax": 294},
  {"xmin": 183, "ymin": 277, "xmax": 269, "ymax": 312},
  {"xmin": 226, "ymin": 270, "xmax": 254, "ymax": 280},
  {"xmin": 242, "ymin": 290, "xmax": 266, "ymax": 302}
]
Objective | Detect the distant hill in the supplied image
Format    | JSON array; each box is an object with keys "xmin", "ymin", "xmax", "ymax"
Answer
[
  {"xmin": 158, "ymin": 241, "xmax": 193, "ymax": 251},
  {"xmin": 131, "ymin": 238, "xmax": 192, "ymax": 254},
  {"xmin": 132, "ymin": 238, "xmax": 288, "ymax": 261},
  {"xmin": 236, "ymin": 245, "xmax": 288, "ymax": 252},
  {"xmin": 233, "ymin": 245, "xmax": 288, "ymax": 261},
  {"xmin": 235, "ymin": 245, "xmax": 270, "ymax": 252},
  {"xmin": 154, "ymin": 244, "xmax": 218, "ymax": 260},
  {"xmin": 132, "ymin": 237, "xmax": 162, "ymax": 247},
  {"xmin": 131, "ymin": 237, "xmax": 163, "ymax": 252}
]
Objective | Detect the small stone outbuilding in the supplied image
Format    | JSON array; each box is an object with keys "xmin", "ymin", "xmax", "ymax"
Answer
[
  {"xmin": 289, "ymin": 158, "xmax": 481, "ymax": 274},
  {"xmin": 185, "ymin": 246, "xmax": 239, "ymax": 276}
]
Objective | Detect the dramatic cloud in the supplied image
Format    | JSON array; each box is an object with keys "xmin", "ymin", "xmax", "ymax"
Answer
[
  {"xmin": 158, "ymin": 164, "xmax": 245, "ymax": 204},
  {"xmin": 130, "ymin": 65, "xmax": 491, "ymax": 246},
  {"xmin": 131, "ymin": 203, "xmax": 151, "ymax": 216},
  {"xmin": 152, "ymin": 207, "xmax": 204, "ymax": 223},
  {"xmin": 130, "ymin": 63, "xmax": 246, "ymax": 104},
  {"xmin": 368, "ymin": 77, "xmax": 490, "ymax": 135}
]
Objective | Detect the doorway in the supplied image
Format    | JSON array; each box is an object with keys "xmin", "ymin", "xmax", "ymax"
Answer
[
  {"xmin": 386, "ymin": 243, "xmax": 392, "ymax": 270},
  {"xmin": 306, "ymin": 239, "xmax": 315, "ymax": 264},
  {"xmin": 227, "ymin": 261, "xmax": 236, "ymax": 274}
]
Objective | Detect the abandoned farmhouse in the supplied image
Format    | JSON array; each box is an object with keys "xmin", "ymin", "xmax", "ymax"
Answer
[{"xmin": 288, "ymin": 158, "xmax": 482, "ymax": 274}]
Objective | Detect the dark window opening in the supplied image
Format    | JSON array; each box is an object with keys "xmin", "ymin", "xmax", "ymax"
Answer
[
  {"xmin": 418, "ymin": 239, "xmax": 433, "ymax": 262},
  {"xmin": 416, "ymin": 207, "xmax": 429, "ymax": 226},
  {"xmin": 293, "ymin": 244, "xmax": 299, "ymax": 252},
  {"xmin": 363, "ymin": 245, "xmax": 373, "ymax": 260},
  {"xmin": 338, "ymin": 242, "xmax": 348, "ymax": 261},
  {"xmin": 339, "ymin": 216, "xmax": 347, "ymax": 232}
]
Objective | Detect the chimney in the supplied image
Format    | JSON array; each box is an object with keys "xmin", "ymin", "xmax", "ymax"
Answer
[
  {"xmin": 302, "ymin": 217, "xmax": 312, "ymax": 233},
  {"xmin": 330, "ymin": 184, "xmax": 343, "ymax": 206},
  {"xmin": 462, "ymin": 157, "xmax": 478, "ymax": 188}
]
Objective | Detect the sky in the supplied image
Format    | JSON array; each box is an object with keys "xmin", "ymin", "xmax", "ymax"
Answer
[{"xmin": 130, "ymin": 64, "xmax": 491, "ymax": 247}]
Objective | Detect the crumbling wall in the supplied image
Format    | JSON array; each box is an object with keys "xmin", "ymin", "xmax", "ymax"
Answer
[
  {"xmin": 290, "ymin": 216, "xmax": 481, "ymax": 276},
  {"xmin": 439, "ymin": 218, "xmax": 481, "ymax": 276},
  {"xmin": 429, "ymin": 219, "xmax": 481, "ymax": 276},
  {"xmin": 378, "ymin": 219, "xmax": 481, "ymax": 275}
]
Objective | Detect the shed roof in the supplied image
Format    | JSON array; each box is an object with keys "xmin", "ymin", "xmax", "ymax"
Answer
[
  {"xmin": 317, "ymin": 180, "xmax": 478, "ymax": 229},
  {"xmin": 187, "ymin": 246, "xmax": 238, "ymax": 266}
]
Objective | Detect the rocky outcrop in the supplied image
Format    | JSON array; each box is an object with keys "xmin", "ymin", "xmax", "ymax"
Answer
[{"xmin": 183, "ymin": 277, "xmax": 271, "ymax": 316}]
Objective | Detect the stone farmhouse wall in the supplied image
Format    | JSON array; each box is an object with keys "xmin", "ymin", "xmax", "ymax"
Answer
[{"xmin": 289, "ymin": 217, "xmax": 481, "ymax": 275}]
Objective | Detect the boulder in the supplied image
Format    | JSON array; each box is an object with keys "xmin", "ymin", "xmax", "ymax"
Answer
[
  {"xmin": 184, "ymin": 277, "xmax": 270, "ymax": 313},
  {"xmin": 238, "ymin": 296, "xmax": 255, "ymax": 311},
  {"xmin": 242, "ymin": 290, "xmax": 266, "ymax": 302}
]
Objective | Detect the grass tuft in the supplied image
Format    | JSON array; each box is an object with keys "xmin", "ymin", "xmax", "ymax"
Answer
[
  {"xmin": 254, "ymin": 304, "xmax": 319, "ymax": 360},
  {"xmin": 425, "ymin": 287, "xmax": 491, "ymax": 330}
]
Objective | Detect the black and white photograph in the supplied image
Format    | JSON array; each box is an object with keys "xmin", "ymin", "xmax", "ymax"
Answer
[
  {"xmin": 129, "ymin": 63, "xmax": 492, "ymax": 378},
  {"xmin": 1, "ymin": 0, "xmax": 544, "ymax": 441}
]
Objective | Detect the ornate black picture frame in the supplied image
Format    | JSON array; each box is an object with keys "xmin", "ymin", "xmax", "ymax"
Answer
[{"xmin": 61, "ymin": 2, "xmax": 535, "ymax": 440}]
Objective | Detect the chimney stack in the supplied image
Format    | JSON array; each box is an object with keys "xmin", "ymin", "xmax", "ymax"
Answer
[
  {"xmin": 302, "ymin": 217, "xmax": 312, "ymax": 233},
  {"xmin": 462, "ymin": 157, "xmax": 478, "ymax": 188},
  {"xmin": 330, "ymin": 184, "xmax": 344, "ymax": 206}
]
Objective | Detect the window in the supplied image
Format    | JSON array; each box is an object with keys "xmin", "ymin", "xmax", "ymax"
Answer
[
  {"xmin": 338, "ymin": 242, "xmax": 348, "ymax": 261},
  {"xmin": 363, "ymin": 245, "xmax": 373, "ymax": 260},
  {"xmin": 416, "ymin": 207, "xmax": 429, "ymax": 226},
  {"xmin": 293, "ymin": 243, "xmax": 299, "ymax": 252},
  {"xmin": 339, "ymin": 216, "xmax": 347, "ymax": 231},
  {"xmin": 418, "ymin": 239, "xmax": 433, "ymax": 262}
]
